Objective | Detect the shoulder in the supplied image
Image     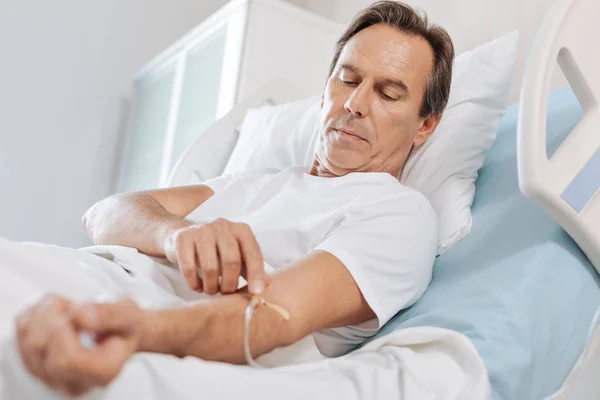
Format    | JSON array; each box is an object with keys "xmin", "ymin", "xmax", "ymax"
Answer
[
  {"xmin": 352, "ymin": 177, "xmax": 437, "ymax": 224},
  {"xmin": 350, "ymin": 179, "xmax": 438, "ymax": 245},
  {"xmin": 330, "ymin": 178, "xmax": 437, "ymax": 251}
]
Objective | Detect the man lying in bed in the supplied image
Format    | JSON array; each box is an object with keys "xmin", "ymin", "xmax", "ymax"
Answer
[{"xmin": 13, "ymin": 1, "xmax": 454, "ymax": 396}]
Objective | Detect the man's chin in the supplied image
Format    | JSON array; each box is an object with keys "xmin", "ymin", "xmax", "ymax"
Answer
[{"xmin": 320, "ymin": 152, "xmax": 369, "ymax": 176}]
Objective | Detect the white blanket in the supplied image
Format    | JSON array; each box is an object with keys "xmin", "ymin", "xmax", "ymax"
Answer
[{"xmin": 0, "ymin": 237, "xmax": 490, "ymax": 400}]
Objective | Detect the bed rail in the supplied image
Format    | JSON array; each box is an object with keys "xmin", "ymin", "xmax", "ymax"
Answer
[{"xmin": 517, "ymin": 0, "xmax": 600, "ymax": 272}]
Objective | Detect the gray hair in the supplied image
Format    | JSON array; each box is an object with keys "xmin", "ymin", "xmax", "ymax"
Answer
[{"xmin": 328, "ymin": 1, "xmax": 455, "ymax": 118}]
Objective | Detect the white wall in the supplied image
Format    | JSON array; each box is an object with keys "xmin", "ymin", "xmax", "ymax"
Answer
[
  {"xmin": 0, "ymin": 0, "xmax": 229, "ymax": 248},
  {"xmin": 303, "ymin": 0, "xmax": 570, "ymax": 103}
]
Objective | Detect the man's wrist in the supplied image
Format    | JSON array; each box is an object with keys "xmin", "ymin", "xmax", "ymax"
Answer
[
  {"xmin": 155, "ymin": 219, "xmax": 192, "ymax": 256},
  {"xmin": 137, "ymin": 309, "xmax": 160, "ymax": 353},
  {"xmin": 136, "ymin": 305, "xmax": 214, "ymax": 357}
]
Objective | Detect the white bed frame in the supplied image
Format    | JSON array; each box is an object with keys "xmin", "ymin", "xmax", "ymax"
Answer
[
  {"xmin": 518, "ymin": 0, "xmax": 600, "ymax": 398},
  {"xmin": 518, "ymin": 0, "xmax": 600, "ymax": 275},
  {"xmin": 166, "ymin": 0, "xmax": 600, "ymax": 397}
]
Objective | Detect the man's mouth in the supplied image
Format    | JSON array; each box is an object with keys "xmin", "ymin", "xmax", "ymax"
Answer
[{"xmin": 336, "ymin": 127, "xmax": 367, "ymax": 142}]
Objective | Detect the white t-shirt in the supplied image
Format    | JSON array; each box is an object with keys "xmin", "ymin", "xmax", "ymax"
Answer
[{"xmin": 190, "ymin": 166, "xmax": 438, "ymax": 357}]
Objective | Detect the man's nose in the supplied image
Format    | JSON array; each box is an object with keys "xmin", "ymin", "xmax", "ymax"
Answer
[{"xmin": 344, "ymin": 84, "xmax": 369, "ymax": 118}]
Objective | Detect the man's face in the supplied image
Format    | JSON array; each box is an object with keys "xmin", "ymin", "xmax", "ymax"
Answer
[{"xmin": 315, "ymin": 24, "xmax": 440, "ymax": 177}]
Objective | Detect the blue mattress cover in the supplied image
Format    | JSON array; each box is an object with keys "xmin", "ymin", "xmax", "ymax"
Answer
[{"xmin": 368, "ymin": 88, "xmax": 600, "ymax": 400}]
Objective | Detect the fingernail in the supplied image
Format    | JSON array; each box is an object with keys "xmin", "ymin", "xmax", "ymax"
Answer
[{"xmin": 250, "ymin": 280, "xmax": 264, "ymax": 294}]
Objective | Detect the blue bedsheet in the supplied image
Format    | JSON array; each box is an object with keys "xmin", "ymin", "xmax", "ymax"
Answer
[{"xmin": 369, "ymin": 88, "xmax": 600, "ymax": 400}]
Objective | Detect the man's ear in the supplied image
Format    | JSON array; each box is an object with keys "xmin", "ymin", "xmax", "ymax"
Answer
[{"xmin": 413, "ymin": 114, "xmax": 442, "ymax": 146}]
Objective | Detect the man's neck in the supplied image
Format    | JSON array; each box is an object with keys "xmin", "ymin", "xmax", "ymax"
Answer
[{"xmin": 308, "ymin": 158, "xmax": 401, "ymax": 179}]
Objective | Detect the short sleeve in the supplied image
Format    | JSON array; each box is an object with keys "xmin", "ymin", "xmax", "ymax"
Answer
[
  {"xmin": 202, "ymin": 173, "xmax": 237, "ymax": 194},
  {"xmin": 315, "ymin": 191, "xmax": 438, "ymax": 329}
]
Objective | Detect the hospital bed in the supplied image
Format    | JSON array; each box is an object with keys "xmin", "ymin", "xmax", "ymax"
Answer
[{"xmin": 166, "ymin": 0, "xmax": 600, "ymax": 398}]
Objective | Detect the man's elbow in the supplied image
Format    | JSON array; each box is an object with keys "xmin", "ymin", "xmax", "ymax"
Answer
[
  {"xmin": 81, "ymin": 196, "xmax": 114, "ymax": 244},
  {"xmin": 81, "ymin": 202, "xmax": 97, "ymax": 240},
  {"xmin": 81, "ymin": 205, "xmax": 93, "ymax": 234}
]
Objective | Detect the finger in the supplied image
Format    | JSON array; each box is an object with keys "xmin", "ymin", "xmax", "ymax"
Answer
[
  {"xmin": 233, "ymin": 223, "xmax": 266, "ymax": 294},
  {"xmin": 195, "ymin": 227, "xmax": 219, "ymax": 295},
  {"xmin": 81, "ymin": 335, "xmax": 134, "ymax": 385},
  {"xmin": 52, "ymin": 326, "xmax": 136, "ymax": 391},
  {"xmin": 44, "ymin": 320, "xmax": 116, "ymax": 394},
  {"xmin": 20, "ymin": 295, "xmax": 71, "ymax": 385},
  {"xmin": 46, "ymin": 307, "xmax": 136, "ymax": 392},
  {"xmin": 73, "ymin": 298, "xmax": 140, "ymax": 336},
  {"xmin": 240, "ymin": 265, "xmax": 271, "ymax": 288},
  {"xmin": 195, "ymin": 273, "xmax": 204, "ymax": 293},
  {"xmin": 175, "ymin": 233, "xmax": 202, "ymax": 291},
  {"xmin": 44, "ymin": 320, "xmax": 83, "ymax": 393},
  {"xmin": 60, "ymin": 341, "xmax": 132, "ymax": 395},
  {"xmin": 15, "ymin": 308, "xmax": 48, "ymax": 384},
  {"xmin": 214, "ymin": 222, "xmax": 242, "ymax": 294},
  {"xmin": 64, "ymin": 379, "xmax": 94, "ymax": 398}
]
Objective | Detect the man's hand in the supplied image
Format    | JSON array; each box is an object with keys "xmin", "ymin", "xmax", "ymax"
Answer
[
  {"xmin": 163, "ymin": 218, "xmax": 267, "ymax": 295},
  {"xmin": 15, "ymin": 294, "xmax": 142, "ymax": 397}
]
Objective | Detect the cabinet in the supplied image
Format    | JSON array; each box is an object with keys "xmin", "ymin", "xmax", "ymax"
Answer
[{"xmin": 116, "ymin": 0, "xmax": 343, "ymax": 192}]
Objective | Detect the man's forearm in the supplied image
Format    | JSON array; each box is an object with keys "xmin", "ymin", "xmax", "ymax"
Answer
[
  {"xmin": 135, "ymin": 251, "xmax": 375, "ymax": 363},
  {"xmin": 82, "ymin": 193, "xmax": 191, "ymax": 257},
  {"xmin": 137, "ymin": 293, "xmax": 301, "ymax": 364}
]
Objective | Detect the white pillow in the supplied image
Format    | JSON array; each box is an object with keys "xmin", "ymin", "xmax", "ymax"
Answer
[
  {"xmin": 223, "ymin": 30, "xmax": 519, "ymax": 255},
  {"xmin": 401, "ymin": 30, "xmax": 519, "ymax": 253},
  {"xmin": 223, "ymin": 96, "xmax": 321, "ymax": 174}
]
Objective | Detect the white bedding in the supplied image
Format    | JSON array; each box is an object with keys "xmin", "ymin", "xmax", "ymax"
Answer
[{"xmin": 0, "ymin": 237, "xmax": 490, "ymax": 400}]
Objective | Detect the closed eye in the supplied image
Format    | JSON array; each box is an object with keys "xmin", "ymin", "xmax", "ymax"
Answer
[
  {"xmin": 380, "ymin": 92, "xmax": 398, "ymax": 101},
  {"xmin": 340, "ymin": 78, "xmax": 358, "ymax": 86}
]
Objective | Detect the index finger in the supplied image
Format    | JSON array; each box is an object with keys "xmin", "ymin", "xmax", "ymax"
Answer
[
  {"xmin": 233, "ymin": 223, "xmax": 265, "ymax": 294},
  {"xmin": 73, "ymin": 298, "xmax": 140, "ymax": 335}
]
